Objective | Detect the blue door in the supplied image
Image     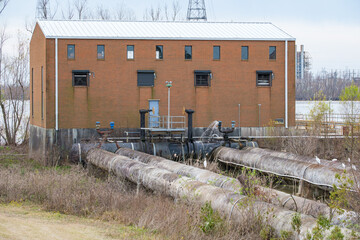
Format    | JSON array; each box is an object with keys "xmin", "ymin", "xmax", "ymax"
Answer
[{"xmin": 149, "ymin": 100, "xmax": 159, "ymax": 128}]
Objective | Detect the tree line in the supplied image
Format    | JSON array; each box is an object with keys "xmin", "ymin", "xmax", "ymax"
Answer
[{"xmin": 296, "ymin": 69, "xmax": 360, "ymax": 100}]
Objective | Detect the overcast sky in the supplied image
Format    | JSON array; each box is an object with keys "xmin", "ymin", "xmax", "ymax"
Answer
[{"xmin": 1, "ymin": 0, "xmax": 359, "ymax": 73}]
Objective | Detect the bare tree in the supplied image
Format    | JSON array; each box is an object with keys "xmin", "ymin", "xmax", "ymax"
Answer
[
  {"xmin": 171, "ymin": 0, "xmax": 181, "ymax": 21},
  {"xmin": 0, "ymin": 0, "xmax": 9, "ymax": 15},
  {"xmin": 74, "ymin": 0, "xmax": 87, "ymax": 20},
  {"xmin": 0, "ymin": 29, "xmax": 29, "ymax": 145},
  {"xmin": 143, "ymin": 5, "xmax": 161, "ymax": 21},
  {"xmin": 115, "ymin": 3, "xmax": 136, "ymax": 21},
  {"xmin": 61, "ymin": 0, "xmax": 74, "ymax": 20},
  {"xmin": 36, "ymin": 0, "xmax": 58, "ymax": 19},
  {"xmin": 97, "ymin": 5, "xmax": 111, "ymax": 20}
]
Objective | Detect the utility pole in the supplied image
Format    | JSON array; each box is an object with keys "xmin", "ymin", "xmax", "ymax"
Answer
[
  {"xmin": 187, "ymin": 0, "xmax": 207, "ymax": 21},
  {"xmin": 166, "ymin": 81, "xmax": 172, "ymax": 129}
]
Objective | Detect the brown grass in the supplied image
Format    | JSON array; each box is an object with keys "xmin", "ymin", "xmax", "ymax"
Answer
[{"xmin": 0, "ymin": 146, "xmax": 267, "ymax": 240}]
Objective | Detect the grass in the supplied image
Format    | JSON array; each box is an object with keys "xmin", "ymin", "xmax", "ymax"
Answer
[{"xmin": 0, "ymin": 145, "xmax": 270, "ymax": 240}]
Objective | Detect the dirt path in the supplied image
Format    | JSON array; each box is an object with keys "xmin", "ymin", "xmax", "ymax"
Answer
[{"xmin": 0, "ymin": 204, "xmax": 159, "ymax": 240}]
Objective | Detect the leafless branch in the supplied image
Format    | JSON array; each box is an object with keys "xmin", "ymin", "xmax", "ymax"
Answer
[{"xmin": 0, "ymin": 0, "xmax": 9, "ymax": 15}]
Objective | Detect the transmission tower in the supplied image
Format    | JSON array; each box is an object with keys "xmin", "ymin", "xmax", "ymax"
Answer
[{"xmin": 187, "ymin": 0, "xmax": 207, "ymax": 21}]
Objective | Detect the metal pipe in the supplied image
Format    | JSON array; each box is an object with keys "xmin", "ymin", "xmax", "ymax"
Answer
[
  {"xmin": 258, "ymin": 104, "xmax": 261, "ymax": 127},
  {"xmin": 285, "ymin": 40, "xmax": 288, "ymax": 128},
  {"xmin": 238, "ymin": 104, "xmax": 241, "ymax": 138},
  {"xmin": 115, "ymin": 147, "xmax": 358, "ymax": 225},
  {"xmin": 185, "ymin": 109, "xmax": 195, "ymax": 143},
  {"xmin": 55, "ymin": 38, "xmax": 58, "ymax": 130},
  {"xmin": 212, "ymin": 147, "xmax": 355, "ymax": 189},
  {"xmin": 86, "ymin": 148, "xmax": 354, "ymax": 238}
]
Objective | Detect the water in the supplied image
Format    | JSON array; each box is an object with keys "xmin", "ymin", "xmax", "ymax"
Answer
[
  {"xmin": 200, "ymin": 120, "xmax": 220, "ymax": 143},
  {"xmin": 296, "ymin": 101, "xmax": 360, "ymax": 122}
]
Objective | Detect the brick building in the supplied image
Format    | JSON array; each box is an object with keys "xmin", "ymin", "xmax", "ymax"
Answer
[{"xmin": 30, "ymin": 20, "xmax": 295, "ymax": 157}]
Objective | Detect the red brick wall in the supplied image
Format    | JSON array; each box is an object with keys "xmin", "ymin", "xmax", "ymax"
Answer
[
  {"xmin": 30, "ymin": 24, "xmax": 47, "ymax": 128},
  {"xmin": 30, "ymin": 31, "xmax": 296, "ymax": 129}
]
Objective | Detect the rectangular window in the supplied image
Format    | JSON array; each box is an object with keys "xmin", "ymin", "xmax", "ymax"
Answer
[
  {"xmin": 67, "ymin": 44, "xmax": 75, "ymax": 59},
  {"xmin": 41, "ymin": 66, "xmax": 43, "ymax": 120},
  {"xmin": 256, "ymin": 70, "xmax": 273, "ymax": 86},
  {"xmin": 241, "ymin": 46, "xmax": 248, "ymax": 60},
  {"xmin": 185, "ymin": 45, "xmax": 192, "ymax": 60},
  {"xmin": 213, "ymin": 46, "xmax": 220, "ymax": 60},
  {"xmin": 31, "ymin": 68, "xmax": 34, "ymax": 118},
  {"xmin": 137, "ymin": 70, "xmax": 155, "ymax": 87},
  {"xmin": 194, "ymin": 70, "xmax": 211, "ymax": 86},
  {"xmin": 97, "ymin": 45, "xmax": 105, "ymax": 60},
  {"xmin": 127, "ymin": 45, "xmax": 134, "ymax": 59},
  {"xmin": 156, "ymin": 45, "xmax": 163, "ymax": 59},
  {"xmin": 72, "ymin": 70, "xmax": 90, "ymax": 86},
  {"xmin": 269, "ymin": 46, "xmax": 276, "ymax": 60}
]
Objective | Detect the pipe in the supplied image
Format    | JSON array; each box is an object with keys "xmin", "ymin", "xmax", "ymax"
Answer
[
  {"xmin": 86, "ymin": 148, "xmax": 354, "ymax": 239},
  {"xmin": 139, "ymin": 109, "xmax": 151, "ymax": 141},
  {"xmin": 285, "ymin": 40, "xmax": 288, "ymax": 128},
  {"xmin": 115, "ymin": 147, "xmax": 359, "ymax": 226},
  {"xmin": 55, "ymin": 38, "xmax": 58, "ymax": 130},
  {"xmin": 212, "ymin": 147, "xmax": 349, "ymax": 189},
  {"xmin": 185, "ymin": 109, "xmax": 195, "ymax": 143}
]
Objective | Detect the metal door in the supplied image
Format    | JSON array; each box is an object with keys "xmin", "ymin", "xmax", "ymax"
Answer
[{"xmin": 148, "ymin": 100, "xmax": 159, "ymax": 128}]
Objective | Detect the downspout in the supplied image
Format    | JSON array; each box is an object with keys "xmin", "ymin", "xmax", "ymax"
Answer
[
  {"xmin": 285, "ymin": 40, "xmax": 288, "ymax": 128},
  {"xmin": 55, "ymin": 38, "xmax": 58, "ymax": 131}
]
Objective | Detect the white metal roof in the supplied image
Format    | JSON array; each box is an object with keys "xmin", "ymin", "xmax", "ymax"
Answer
[{"xmin": 37, "ymin": 20, "xmax": 295, "ymax": 41}]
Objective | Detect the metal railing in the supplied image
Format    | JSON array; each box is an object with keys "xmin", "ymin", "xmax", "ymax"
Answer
[
  {"xmin": 148, "ymin": 115, "xmax": 186, "ymax": 129},
  {"xmin": 296, "ymin": 114, "xmax": 360, "ymax": 124}
]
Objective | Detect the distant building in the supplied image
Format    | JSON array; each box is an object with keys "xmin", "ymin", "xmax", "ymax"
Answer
[
  {"xmin": 29, "ymin": 20, "xmax": 296, "ymax": 158},
  {"xmin": 296, "ymin": 45, "xmax": 311, "ymax": 79}
]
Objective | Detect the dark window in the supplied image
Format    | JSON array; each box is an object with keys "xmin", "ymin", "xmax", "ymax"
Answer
[
  {"xmin": 241, "ymin": 46, "xmax": 248, "ymax": 60},
  {"xmin": 269, "ymin": 46, "xmax": 276, "ymax": 60},
  {"xmin": 67, "ymin": 44, "xmax": 75, "ymax": 59},
  {"xmin": 138, "ymin": 70, "xmax": 155, "ymax": 87},
  {"xmin": 156, "ymin": 45, "xmax": 163, "ymax": 59},
  {"xmin": 185, "ymin": 45, "xmax": 192, "ymax": 60},
  {"xmin": 97, "ymin": 45, "xmax": 105, "ymax": 59},
  {"xmin": 275, "ymin": 118, "xmax": 284, "ymax": 124},
  {"xmin": 213, "ymin": 46, "xmax": 220, "ymax": 60},
  {"xmin": 31, "ymin": 68, "xmax": 34, "ymax": 118},
  {"xmin": 256, "ymin": 70, "xmax": 273, "ymax": 86},
  {"xmin": 72, "ymin": 70, "xmax": 89, "ymax": 86},
  {"xmin": 194, "ymin": 70, "xmax": 211, "ymax": 86},
  {"xmin": 41, "ymin": 66, "xmax": 43, "ymax": 120},
  {"xmin": 127, "ymin": 45, "xmax": 134, "ymax": 59}
]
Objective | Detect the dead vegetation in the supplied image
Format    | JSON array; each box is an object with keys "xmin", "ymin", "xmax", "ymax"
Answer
[{"xmin": 0, "ymin": 145, "xmax": 270, "ymax": 240}]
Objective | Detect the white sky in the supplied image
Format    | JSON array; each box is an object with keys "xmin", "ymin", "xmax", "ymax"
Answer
[{"xmin": 1, "ymin": 0, "xmax": 359, "ymax": 73}]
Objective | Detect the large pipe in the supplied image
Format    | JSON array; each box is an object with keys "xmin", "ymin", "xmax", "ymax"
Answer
[
  {"xmin": 212, "ymin": 147, "xmax": 349, "ymax": 189},
  {"xmin": 115, "ymin": 147, "xmax": 358, "ymax": 225},
  {"xmin": 244, "ymin": 147, "xmax": 352, "ymax": 171},
  {"xmin": 87, "ymin": 148, "xmax": 353, "ymax": 239},
  {"xmin": 185, "ymin": 109, "xmax": 195, "ymax": 143}
]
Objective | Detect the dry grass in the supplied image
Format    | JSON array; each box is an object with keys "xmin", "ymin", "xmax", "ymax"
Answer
[{"xmin": 0, "ymin": 146, "xmax": 268, "ymax": 240}]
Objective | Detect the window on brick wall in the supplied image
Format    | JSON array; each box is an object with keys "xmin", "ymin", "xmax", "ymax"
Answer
[
  {"xmin": 127, "ymin": 45, "xmax": 134, "ymax": 59},
  {"xmin": 185, "ymin": 45, "xmax": 192, "ymax": 60},
  {"xmin": 213, "ymin": 46, "xmax": 220, "ymax": 60},
  {"xmin": 72, "ymin": 70, "xmax": 90, "ymax": 86},
  {"xmin": 156, "ymin": 45, "xmax": 163, "ymax": 59},
  {"xmin": 256, "ymin": 70, "xmax": 273, "ymax": 86},
  {"xmin": 241, "ymin": 46, "xmax": 248, "ymax": 60},
  {"xmin": 269, "ymin": 46, "xmax": 276, "ymax": 60},
  {"xmin": 67, "ymin": 44, "xmax": 75, "ymax": 59},
  {"xmin": 137, "ymin": 70, "xmax": 155, "ymax": 87},
  {"xmin": 194, "ymin": 70, "xmax": 211, "ymax": 86},
  {"xmin": 97, "ymin": 45, "xmax": 105, "ymax": 60}
]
